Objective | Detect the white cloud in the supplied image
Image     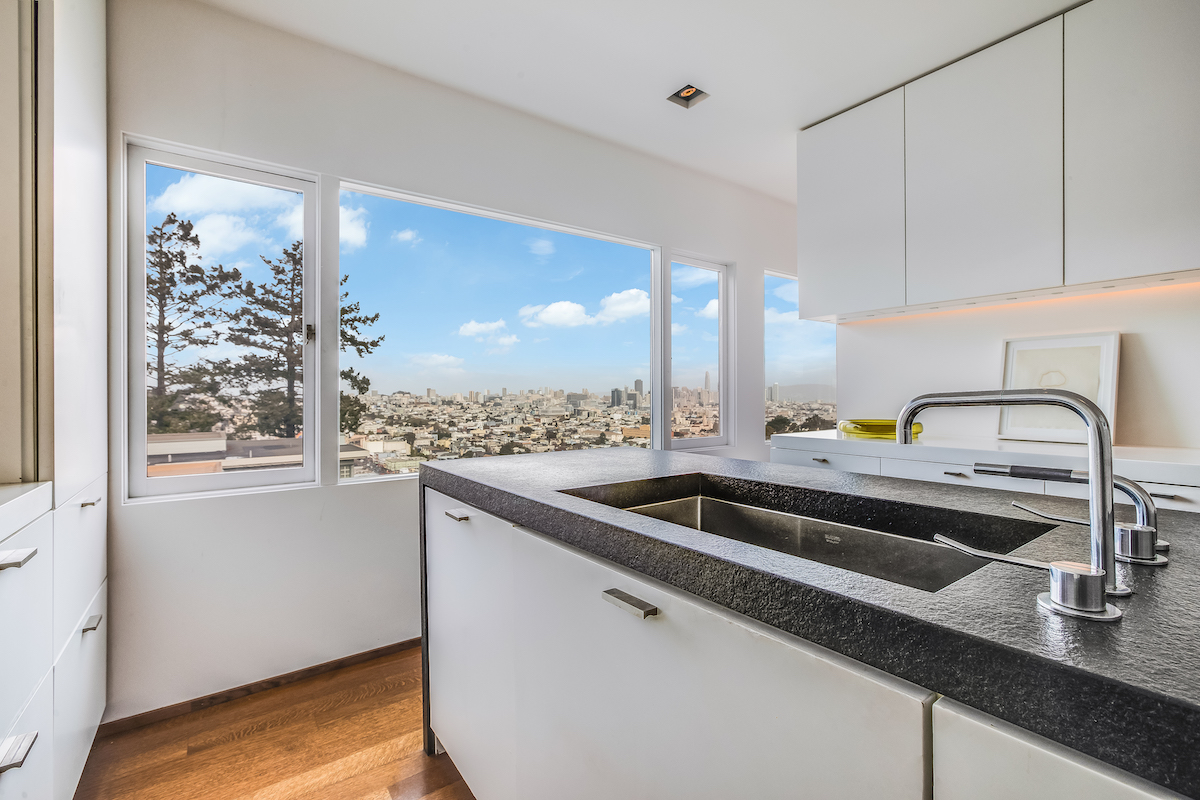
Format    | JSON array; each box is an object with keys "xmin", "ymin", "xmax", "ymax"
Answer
[
  {"xmin": 277, "ymin": 204, "xmax": 304, "ymax": 242},
  {"xmin": 671, "ymin": 265, "xmax": 718, "ymax": 289},
  {"xmin": 527, "ymin": 238, "xmax": 555, "ymax": 257},
  {"xmin": 671, "ymin": 294, "xmax": 683, "ymax": 304},
  {"xmin": 671, "ymin": 323, "xmax": 688, "ymax": 335},
  {"xmin": 409, "ymin": 353, "xmax": 464, "ymax": 370},
  {"xmin": 772, "ymin": 280, "xmax": 799, "ymax": 305},
  {"xmin": 340, "ymin": 206, "xmax": 369, "ymax": 250},
  {"xmin": 595, "ymin": 288, "xmax": 650, "ymax": 323},
  {"xmin": 524, "ymin": 300, "xmax": 594, "ymax": 327},
  {"xmin": 393, "ymin": 228, "xmax": 422, "ymax": 246},
  {"xmin": 695, "ymin": 298, "xmax": 720, "ymax": 319},
  {"xmin": 488, "ymin": 334, "xmax": 520, "ymax": 354},
  {"xmin": 191, "ymin": 214, "xmax": 269, "ymax": 257},
  {"xmin": 458, "ymin": 319, "xmax": 507, "ymax": 337},
  {"xmin": 149, "ymin": 172, "xmax": 299, "ymax": 216},
  {"xmin": 701, "ymin": 331, "xmax": 719, "ymax": 342},
  {"xmin": 764, "ymin": 307, "xmax": 802, "ymax": 326}
]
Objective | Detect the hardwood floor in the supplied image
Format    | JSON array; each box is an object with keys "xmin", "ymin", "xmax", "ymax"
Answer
[{"xmin": 75, "ymin": 647, "xmax": 476, "ymax": 800}]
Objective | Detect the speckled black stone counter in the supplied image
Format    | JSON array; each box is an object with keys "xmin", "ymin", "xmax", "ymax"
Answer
[{"xmin": 419, "ymin": 449, "xmax": 1200, "ymax": 797}]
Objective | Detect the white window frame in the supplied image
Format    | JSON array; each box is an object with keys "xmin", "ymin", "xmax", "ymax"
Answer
[
  {"xmin": 335, "ymin": 179, "xmax": 665, "ymax": 481},
  {"xmin": 124, "ymin": 143, "xmax": 319, "ymax": 499},
  {"xmin": 668, "ymin": 256, "xmax": 730, "ymax": 450}
]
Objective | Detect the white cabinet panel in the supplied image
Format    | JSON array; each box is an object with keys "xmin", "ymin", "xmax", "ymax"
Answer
[
  {"xmin": 932, "ymin": 697, "xmax": 1181, "ymax": 799},
  {"xmin": 425, "ymin": 489, "xmax": 519, "ymax": 800},
  {"xmin": 1046, "ymin": 480, "xmax": 1199, "ymax": 514},
  {"xmin": 797, "ymin": 88, "xmax": 906, "ymax": 318},
  {"xmin": 906, "ymin": 17, "xmax": 1063, "ymax": 305},
  {"xmin": 771, "ymin": 447, "xmax": 881, "ymax": 475},
  {"xmin": 510, "ymin": 527, "xmax": 934, "ymax": 800},
  {"xmin": 0, "ymin": 673, "xmax": 54, "ymax": 800},
  {"xmin": 881, "ymin": 458, "xmax": 1045, "ymax": 495},
  {"xmin": 0, "ymin": 513, "xmax": 53, "ymax": 732},
  {"xmin": 52, "ymin": 580, "xmax": 106, "ymax": 800},
  {"xmin": 52, "ymin": 474, "xmax": 106, "ymax": 660},
  {"xmin": 1065, "ymin": 0, "xmax": 1200, "ymax": 284}
]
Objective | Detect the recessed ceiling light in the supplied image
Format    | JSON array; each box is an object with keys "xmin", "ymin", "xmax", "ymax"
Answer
[{"xmin": 668, "ymin": 85, "xmax": 709, "ymax": 108}]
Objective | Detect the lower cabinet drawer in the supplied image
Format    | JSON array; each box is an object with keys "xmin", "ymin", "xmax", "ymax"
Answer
[
  {"xmin": 0, "ymin": 514, "xmax": 53, "ymax": 733},
  {"xmin": 881, "ymin": 458, "xmax": 1046, "ymax": 494},
  {"xmin": 0, "ymin": 673, "xmax": 54, "ymax": 800},
  {"xmin": 53, "ymin": 475, "xmax": 107, "ymax": 660},
  {"xmin": 53, "ymin": 581, "xmax": 107, "ymax": 800},
  {"xmin": 1046, "ymin": 481, "xmax": 1200, "ymax": 514},
  {"xmin": 932, "ymin": 698, "xmax": 1175, "ymax": 799},
  {"xmin": 771, "ymin": 448, "xmax": 882, "ymax": 475}
]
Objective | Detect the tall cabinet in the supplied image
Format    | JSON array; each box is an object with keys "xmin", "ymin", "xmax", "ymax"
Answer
[{"xmin": 0, "ymin": 2, "xmax": 108, "ymax": 799}]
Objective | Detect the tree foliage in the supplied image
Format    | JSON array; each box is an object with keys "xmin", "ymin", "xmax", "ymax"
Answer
[{"xmin": 339, "ymin": 274, "xmax": 385, "ymax": 434}]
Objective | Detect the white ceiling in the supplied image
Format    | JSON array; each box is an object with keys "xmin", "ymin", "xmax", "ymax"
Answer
[{"xmin": 194, "ymin": 0, "xmax": 1076, "ymax": 202}]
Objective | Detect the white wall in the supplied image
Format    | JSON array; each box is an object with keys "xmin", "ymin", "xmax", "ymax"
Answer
[
  {"xmin": 106, "ymin": 0, "xmax": 795, "ymax": 720},
  {"xmin": 837, "ymin": 282, "xmax": 1200, "ymax": 448}
]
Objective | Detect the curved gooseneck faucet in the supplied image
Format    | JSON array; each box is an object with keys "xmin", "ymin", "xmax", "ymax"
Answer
[{"xmin": 897, "ymin": 388, "xmax": 1129, "ymax": 597}]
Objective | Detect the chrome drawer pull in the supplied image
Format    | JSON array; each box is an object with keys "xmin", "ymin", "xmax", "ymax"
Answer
[
  {"xmin": 444, "ymin": 509, "xmax": 472, "ymax": 522},
  {"xmin": 812, "ymin": 457, "xmax": 829, "ymax": 463},
  {"xmin": 80, "ymin": 497, "xmax": 102, "ymax": 507},
  {"xmin": 0, "ymin": 548, "xmax": 37, "ymax": 570},
  {"xmin": 0, "ymin": 732, "xmax": 38, "ymax": 774},
  {"xmin": 944, "ymin": 471, "xmax": 967, "ymax": 478},
  {"xmin": 82, "ymin": 614, "xmax": 103, "ymax": 634},
  {"xmin": 1149, "ymin": 492, "xmax": 1176, "ymax": 501},
  {"xmin": 602, "ymin": 588, "xmax": 659, "ymax": 619}
]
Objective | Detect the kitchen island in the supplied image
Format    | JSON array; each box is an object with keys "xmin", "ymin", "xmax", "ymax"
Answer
[{"xmin": 420, "ymin": 449, "xmax": 1200, "ymax": 798}]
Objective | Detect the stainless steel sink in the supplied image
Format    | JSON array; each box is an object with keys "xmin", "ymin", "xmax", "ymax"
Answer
[{"xmin": 561, "ymin": 473, "xmax": 1053, "ymax": 592}]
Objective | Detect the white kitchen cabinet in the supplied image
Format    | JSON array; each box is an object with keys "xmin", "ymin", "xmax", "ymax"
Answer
[
  {"xmin": 1045, "ymin": 480, "xmax": 1200, "ymax": 515},
  {"xmin": 51, "ymin": 475, "xmax": 106, "ymax": 659},
  {"xmin": 771, "ymin": 446, "xmax": 882, "ymax": 475},
  {"xmin": 797, "ymin": 88, "xmax": 906, "ymax": 318},
  {"xmin": 0, "ymin": 673, "xmax": 54, "ymax": 800},
  {"xmin": 905, "ymin": 16, "xmax": 1063, "ymax": 306},
  {"xmin": 881, "ymin": 458, "xmax": 1045, "ymax": 495},
  {"xmin": 426, "ymin": 489, "xmax": 935, "ymax": 800},
  {"xmin": 0, "ymin": 513, "xmax": 53, "ymax": 735},
  {"xmin": 932, "ymin": 698, "xmax": 1181, "ymax": 799},
  {"xmin": 52, "ymin": 580, "xmax": 106, "ymax": 800},
  {"xmin": 1064, "ymin": 0, "xmax": 1200, "ymax": 285}
]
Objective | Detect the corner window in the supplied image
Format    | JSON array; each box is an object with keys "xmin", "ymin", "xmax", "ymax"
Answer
[
  {"xmin": 335, "ymin": 185, "xmax": 657, "ymax": 479},
  {"xmin": 669, "ymin": 259, "xmax": 727, "ymax": 447},
  {"xmin": 763, "ymin": 273, "xmax": 837, "ymax": 440},
  {"xmin": 126, "ymin": 146, "xmax": 317, "ymax": 498}
]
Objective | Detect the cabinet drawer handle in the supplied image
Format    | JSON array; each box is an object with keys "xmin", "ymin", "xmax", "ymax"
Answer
[
  {"xmin": 812, "ymin": 457, "xmax": 829, "ymax": 463},
  {"xmin": 0, "ymin": 731, "xmax": 38, "ymax": 774},
  {"xmin": 444, "ymin": 509, "xmax": 472, "ymax": 522},
  {"xmin": 944, "ymin": 471, "xmax": 967, "ymax": 478},
  {"xmin": 0, "ymin": 548, "xmax": 37, "ymax": 570},
  {"xmin": 602, "ymin": 588, "xmax": 659, "ymax": 619},
  {"xmin": 82, "ymin": 614, "xmax": 103, "ymax": 634},
  {"xmin": 1149, "ymin": 493, "xmax": 1176, "ymax": 501},
  {"xmin": 80, "ymin": 497, "xmax": 102, "ymax": 507}
]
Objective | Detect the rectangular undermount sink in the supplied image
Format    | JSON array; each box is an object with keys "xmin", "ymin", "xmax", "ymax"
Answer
[{"xmin": 561, "ymin": 473, "xmax": 1054, "ymax": 592}]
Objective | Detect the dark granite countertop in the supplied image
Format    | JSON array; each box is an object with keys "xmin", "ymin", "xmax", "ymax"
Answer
[{"xmin": 419, "ymin": 449, "xmax": 1200, "ymax": 797}]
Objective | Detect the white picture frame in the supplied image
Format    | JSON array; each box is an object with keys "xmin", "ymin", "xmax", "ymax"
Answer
[{"xmin": 998, "ymin": 332, "xmax": 1120, "ymax": 444}]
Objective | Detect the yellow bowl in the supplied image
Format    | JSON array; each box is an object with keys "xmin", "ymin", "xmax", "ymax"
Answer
[{"xmin": 837, "ymin": 419, "xmax": 922, "ymax": 438}]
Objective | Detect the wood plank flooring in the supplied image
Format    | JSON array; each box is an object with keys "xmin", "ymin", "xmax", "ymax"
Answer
[{"xmin": 74, "ymin": 647, "xmax": 476, "ymax": 800}]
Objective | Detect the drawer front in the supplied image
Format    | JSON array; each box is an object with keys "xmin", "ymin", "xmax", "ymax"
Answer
[
  {"xmin": 0, "ymin": 673, "xmax": 54, "ymax": 800},
  {"xmin": 53, "ymin": 474, "xmax": 107, "ymax": 659},
  {"xmin": 0, "ymin": 514, "xmax": 53, "ymax": 732},
  {"xmin": 53, "ymin": 581, "xmax": 107, "ymax": 800},
  {"xmin": 771, "ymin": 448, "xmax": 882, "ymax": 475},
  {"xmin": 1046, "ymin": 481, "xmax": 1200, "ymax": 514},
  {"xmin": 881, "ymin": 458, "xmax": 1046, "ymax": 494}
]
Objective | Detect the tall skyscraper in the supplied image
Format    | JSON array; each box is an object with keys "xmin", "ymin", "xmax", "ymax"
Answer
[
  {"xmin": 704, "ymin": 371, "xmax": 711, "ymax": 392},
  {"xmin": 426, "ymin": 388, "xmax": 435, "ymax": 398},
  {"xmin": 634, "ymin": 379, "xmax": 643, "ymax": 395}
]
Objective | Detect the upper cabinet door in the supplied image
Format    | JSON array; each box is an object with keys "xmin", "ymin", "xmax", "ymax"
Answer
[
  {"xmin": 1065, "ymin": 0, "xmax": 1200, "ymax": 285},
  {"xmin": 905, "ymin": 17, "xmax": 1063, "ymax": 306},
  {"xmin": 797, "ymin": 88, "xmax": 905, "ymax": 319}
]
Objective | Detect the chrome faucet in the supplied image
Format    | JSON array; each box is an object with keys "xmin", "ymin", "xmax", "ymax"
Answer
[
  {"xmin": 898, "ymin": 389, "xmax": 1130, "ymax": 598},
  {"xmin": 973, "ymin": 464, "xmax": 1168, "ymax": 564}
]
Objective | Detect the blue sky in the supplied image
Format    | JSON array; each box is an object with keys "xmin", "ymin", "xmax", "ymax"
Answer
[{"xmin": 764, "ymin": 274, "xmax": 837, "ymax": 389}]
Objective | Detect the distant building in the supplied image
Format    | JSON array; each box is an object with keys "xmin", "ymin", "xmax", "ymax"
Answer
[
  {"xmin": 704, "ymin": 371, "xmax": 710, "ymax": 392},
  {"xmin": 634, "ymin": 379, "xmax": 643, "ymax": 395}
]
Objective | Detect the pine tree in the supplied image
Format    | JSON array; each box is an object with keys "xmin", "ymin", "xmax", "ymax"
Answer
[
  {"xmin": 144, "ymin": 213, "xmax": 240, "ymax": 433},
  {"xmin": 339, "ymin": 274, "xmax": 384, "ymax": 434}
]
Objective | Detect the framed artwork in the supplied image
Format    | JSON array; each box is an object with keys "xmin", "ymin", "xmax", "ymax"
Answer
[{"xmin": 998, "ymin": 332, "xmax": 1120, "ymax": 444}]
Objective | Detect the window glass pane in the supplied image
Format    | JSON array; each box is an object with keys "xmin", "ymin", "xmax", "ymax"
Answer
[
  {"xmin": 764, "ymin": 275, "xmax": 837, "ymax": 439},
  {"xmin": 670, "ymin": 263, "xmax": 721, "ymax": 440},
  {"xmin": 144, "ymin": 164, "xmax": 305, "ymax": 477},
  {"xmin": 337, "ymin": 190, "xmax": 653, "ymax": 478}
]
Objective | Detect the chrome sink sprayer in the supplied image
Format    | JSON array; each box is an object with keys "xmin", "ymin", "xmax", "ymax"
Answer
[{"xmin": 897, "ymin": 389, "xmax": 1128, "ymax": 621}]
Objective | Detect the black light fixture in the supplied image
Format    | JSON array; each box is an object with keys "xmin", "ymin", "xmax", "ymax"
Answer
[{"xmin": 667, "ymin": 85, "xmax": 709, "ymax": 108}]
